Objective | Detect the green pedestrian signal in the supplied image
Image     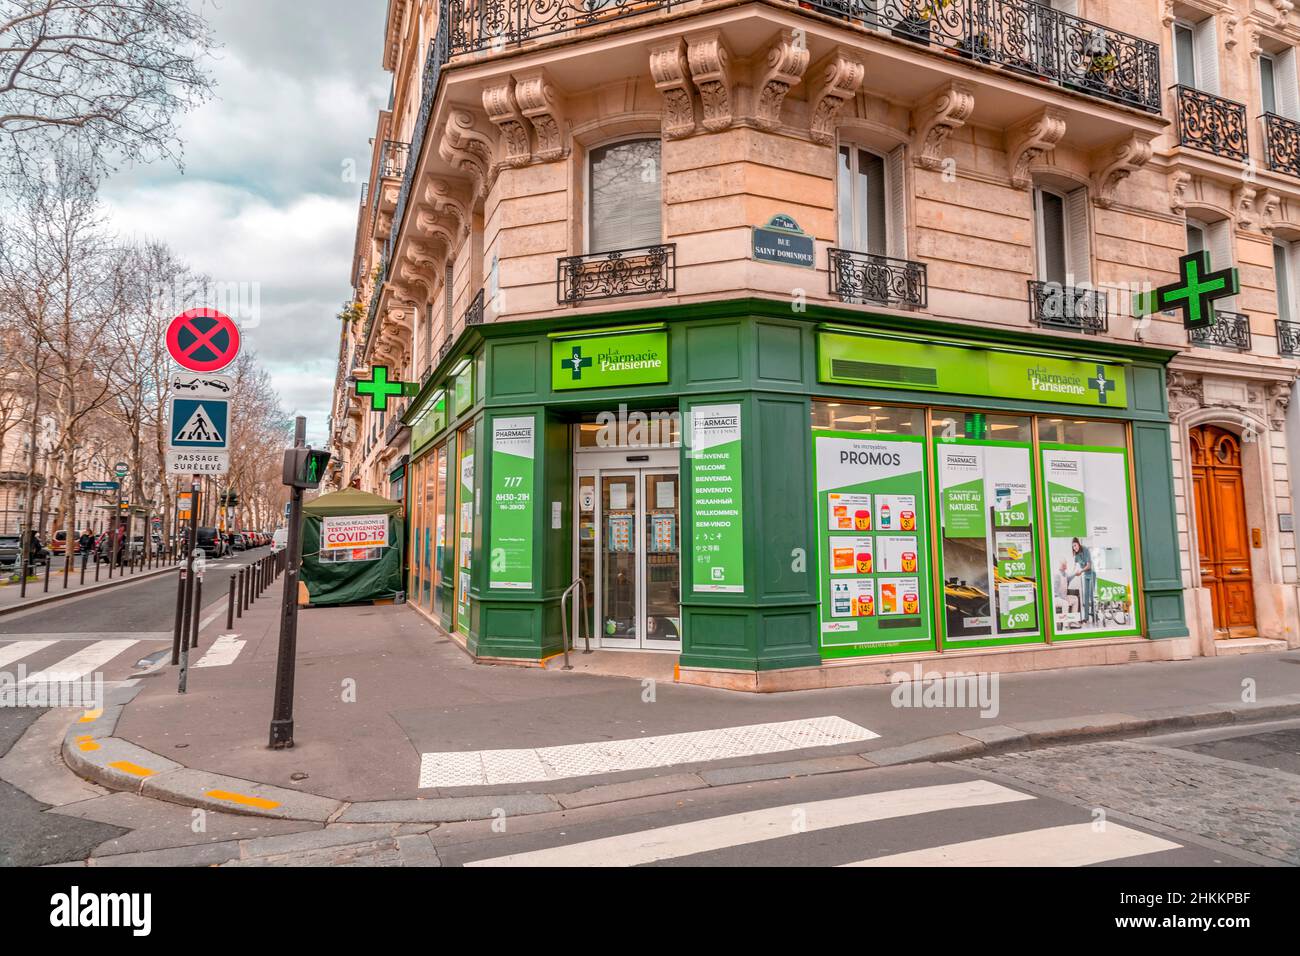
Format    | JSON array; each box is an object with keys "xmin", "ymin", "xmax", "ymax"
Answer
[{"xmin": 282, "ymin": 448, "xmax": 331, "ymax": 490}]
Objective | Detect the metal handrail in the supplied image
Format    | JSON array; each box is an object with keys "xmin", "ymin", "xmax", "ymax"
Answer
[{"xmin": 560, "ymin": 577, "xmax": 591, "ymax": 670}]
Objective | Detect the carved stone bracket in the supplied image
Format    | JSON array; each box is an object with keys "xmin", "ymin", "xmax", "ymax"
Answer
[
  {"xmin": 1259, "ymin": 188, "xmax": 1281, "ymax": 235},
  {"xmin": 1169, "ymin": 170, "xmax": 1193, "ymax": 214},
  {"xmin": 1091, "ymin": 132, "xmax": 1154, "ymax": 208},
  {"xmin": 807, "ymin": 48, "xmax": 866, "ymax": 146},
  {"xmin": 911, "ymin": 82, "xmax": 975, "ymax": 171},
  {"xmin": 514, "ymin": 68, "xmax": 567, "ymax": 162},
  {"xmin": 686, "ymin": 30, "xmax": 735, "ymax": 133},
  {"xmin": 649, "ymin": 38, "xmax": 696, "ymax": 140},
  {"xmin": 1006, "ymin": 108, "xmax": 1067, "ymax": 189},
  {"xmin": 482, "ymin": 77, "xmax": 532, "ymax": 168},
  {"xmin": 1268, "ymin": 380, "xmax": 1292, "ymax": 431},
  {"xmin": 438, "ymin": 110, "xmax": 494, "ymax": 197},
  {"xmin": 1233, "ymin": 182, "xmax": 1258, "ymax": 230},
  {"xmin": 754, "ymin": 29, "xmax": 810, "ymax": 130},
  {"xmin": 1167, "ymin": 369, "xmax": 1204, "ymax": 418}
]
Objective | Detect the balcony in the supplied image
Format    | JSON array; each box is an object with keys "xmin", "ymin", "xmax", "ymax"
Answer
[
  {"xmin": 378, "ymin": 140, "xmax": 410, "ymax": 179},
  {"xmin": 828, "ymin": 248, "xmax": 927, "ymax": 309},
  {"xmin": 557, "ymin": 244, "xmax": 677, "ymax": 305},
  {"xmin": 386, "ymin": 401, "xmax": 409, "ymax": 445},
  {"xmin": 1027, "ymin": 280, "xmax": 1107, "ymax": 334},
  {"xmin": 463, "ymin": 288, "xmax": 485, "ymax": 327},
  {"xmin": 1188, "ymin": 311, "xmax": 1251, "ymax": 351},
  {"xmin": 1263, "ymin": 112, "xmax": 1300, "ymax": 178},
  {"xmin": 1172, "ymin": 85, "xmax": 1248, "ymax": 163},
  {"xmin": 1277, "ymin": 319, "xmax": 1300, "ymax": 357}
]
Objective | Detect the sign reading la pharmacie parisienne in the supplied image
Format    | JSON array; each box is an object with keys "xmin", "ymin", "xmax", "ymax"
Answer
[
  {"xmin": 552, "ymin": 327, "xmax": 669, "ymax": 391},
  {"xmin": 819, "ymin": 332, "xmax": 1127, "ymax": 408}
]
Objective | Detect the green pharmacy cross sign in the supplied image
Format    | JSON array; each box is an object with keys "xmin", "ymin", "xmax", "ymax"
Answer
[
  {"xmin": 560, "ymin": 345, "xmax": 593, "ymax": 381},
  {"xmin": 1134, "ymin": 250, "xmax": 1240, "ymax": 329},
  {"xmin": 354, "ymin": 365, "xmax": 418, "ymax": 411},
  {"xmin": 1089, "ymin": 365, "xmax": 1116, "ymax": 404}
]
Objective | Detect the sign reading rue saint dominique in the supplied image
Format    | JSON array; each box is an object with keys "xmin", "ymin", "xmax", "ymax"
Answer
[{"xmin": 752, "ymin": 214, "xmax": 815, "ymax": 269}]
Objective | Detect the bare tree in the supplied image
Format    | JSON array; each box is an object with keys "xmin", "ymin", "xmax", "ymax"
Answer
[{"xmin": 0, "ymin": 0, "xmax": 216, "ymax": 173}]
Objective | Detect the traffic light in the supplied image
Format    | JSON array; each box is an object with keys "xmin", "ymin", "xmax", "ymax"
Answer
[{"xmin": 283, "ymin": 447, "xmax": 331, "ymax": 489}]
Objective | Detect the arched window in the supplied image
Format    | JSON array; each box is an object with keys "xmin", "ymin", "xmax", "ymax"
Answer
[{"xmin": 588, "ymin": 138, "xmax": 662, "ymax": 252}]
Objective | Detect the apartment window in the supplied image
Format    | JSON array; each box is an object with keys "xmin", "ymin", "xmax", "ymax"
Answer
[
  {"xmin": 837, "ymin": 144, "xmax": 906, "ymax": 258},
  {"xmin": 1033, "ymin": 185, "xmax": 1091, "ymax": 284},
  {"xmin": 1174, "ymin": 18, "xmax": 1219, "ymax": 93},
  {"xmin": 1261, "ymin": 49, "xmax": 1299, "ymax": 118},
  {"xmin": 1276, "ymin": 241, "xmax": 1295, "ymax": 320},
  {"xmin": 588, "ymin": 139, "xmax": 662, "ymax": 253},
  {"xmin": 1188, "ymin": 217, "xmax": 1236, "ymax": 309}
]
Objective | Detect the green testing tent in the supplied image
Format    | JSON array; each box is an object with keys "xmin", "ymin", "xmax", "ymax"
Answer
[{"xmin": 300, "ymin": 488, "xmax": 404, "ymax": 607}]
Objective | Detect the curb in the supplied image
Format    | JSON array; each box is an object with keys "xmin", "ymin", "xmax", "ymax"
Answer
[
  {"xmin": 59, "ymin": 687, "xmax": 1300, "ymax": 825},
  {"xmin": 0, "ymin": 564, "xmax": 179, "ymax": 617}
]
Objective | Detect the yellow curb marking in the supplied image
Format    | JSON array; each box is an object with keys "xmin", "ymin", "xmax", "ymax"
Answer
[
  {"xmin": 108, "ymin": 761, "xmax": 156, "ymax": 778},
  {"xmin": 75, "ymin": 735, "xmax": 100, "ymax": 752},
  {"xmin": 78, "ymin": 709, "xmax": 104, "ymax": 723},
  {"xmin": 205, "ymin": 789, "xmax": 280, "ymax": 810},
  {"xmin": 538, "ymin": 652, "xmax": 562, "ymax": 667}
]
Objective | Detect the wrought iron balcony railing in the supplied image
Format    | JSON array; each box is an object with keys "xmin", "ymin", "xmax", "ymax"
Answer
[
  {"xmin": 379, "ymin": 140, "xmax": 411, "ymax": 179},
  {"xmin": 438, "ymin": 337, "xmax": 453, "ymax": 363},
  {"xmin": 557, "ymin": 244, "xmax": 676, "ymax": 305},
  {"xmin": 386, "ymin": 401, "xmax": 409, "ymax": 444},
  {"xmin": 1277, "ymin": 319, "xmax": 1300, "ymax": 357},
  {"xmin": 1173, "ymin": 85, "xmax": 1249, "ymax": 162},
  {"xmin": 463, "ymin": 288, "xmax": 485, "ymax": 327},
  {"xmin": 1263, "ymin": 112, "xmax": 1300, "ymax": 178},
  {"xmin": 1188, "ymin": 311, "xmax": 1251, "ymax": 351},
  {"xmin": 828, "ymin": 248, "xmax": 928, "ymax": 309},
  {"xmin": 1027, "ymin": 280, "xmax": 1108, "ymax": 334}
]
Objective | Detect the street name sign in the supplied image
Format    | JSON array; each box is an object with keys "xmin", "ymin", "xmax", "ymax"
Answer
[{"xmin": 80, "ymin": 481, "xmax": 120, "ymax": 492}]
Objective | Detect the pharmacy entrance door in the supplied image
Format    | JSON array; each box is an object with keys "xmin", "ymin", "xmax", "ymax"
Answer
[{"xmin": 574, "ymin": 459, "xmax": 681, "ymax": 651}]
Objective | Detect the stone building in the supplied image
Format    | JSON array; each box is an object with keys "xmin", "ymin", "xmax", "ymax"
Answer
[{"xmin": 329, "ymin": 0, "xmax": 1300, "ymax": 690}]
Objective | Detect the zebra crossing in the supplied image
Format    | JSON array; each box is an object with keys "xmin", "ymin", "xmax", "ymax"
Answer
[
  {"xmin": 0, "ymin": 633, "xmax": 169, "ymax": 688},
  {"xmin": 461, "ymin": 778, "xmax": 1183, "ymax": 868}
]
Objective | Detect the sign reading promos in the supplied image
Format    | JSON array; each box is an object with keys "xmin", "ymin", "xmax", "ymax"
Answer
[
  {"xmin": 936, "ymin": 440, "xmax": 1042, "ymax": 645},
  {"xmin": 489, "ymin": 415, "xmax": 535, "ymax": 590},
  {"xmin": 321, "ymin": 515, "xmax": 388, "ymax": 562},
  {"xmin": 1042, "ymin": 445, "xmax": 1140, "ymax": 639},
  {"xmin": 688, "ymin": 404, "xmax": 744, "ymax": 593},
  {"xmin": 814, "ymin": 431, "xmax": 933, "ymax": 658},
  {"xmin": 552, "ymin": 329, "xmax": 669, "ymax": 391}
]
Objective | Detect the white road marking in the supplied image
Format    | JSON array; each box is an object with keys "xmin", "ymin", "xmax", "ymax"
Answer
[
  {"xmin": 195, "ymin": 634, "xmax": 245, "ymax": 668},
  {"xmin": 841, "ymin": 822, "xmax": 1180, "ymax": 867},
  {"xmin": 0, "ymin": 640, "xmax": 55, "ymax": 669},
  {"xmin": 465, "ymin": 780, "xmax": 1033, "ymax": 867},
  {"xmin": 0, "ymin": 633, "xmax": 170, "ymax": 642},
  {"xmin": 19, "ymin": 640, "xmax": 137, "ymax": 683},
  {"xmin": 418, "ymin": 716, "xmax": 879, "ymax": 788}
]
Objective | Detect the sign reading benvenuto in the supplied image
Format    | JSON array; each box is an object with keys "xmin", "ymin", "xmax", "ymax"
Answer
[{"xmin": 552, "ymin": 328, "xmax": 669, "ymax": 391}]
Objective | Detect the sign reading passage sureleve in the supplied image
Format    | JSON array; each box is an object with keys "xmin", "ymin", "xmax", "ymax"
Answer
[
  {"xmin": 552, "ymin": 329, "xmax": 669, "ymax": 391},
  {"xmin": 489, "ymin": 415, "xmax": 535, "ymax": 590},
  {"xmin": 322, "ymin": 515, "xmax": 388, "ymax": 551},
  {"xmin": 688, "ymin": 403, "xmax": 744, "ymax": 593}
]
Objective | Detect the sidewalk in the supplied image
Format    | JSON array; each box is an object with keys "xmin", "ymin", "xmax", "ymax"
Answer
[
  {"xmin": 0, "ymin": 557, "xmax": 179, "ymax": 615},
  {"xmin": 67, "ymin": 595, "xmax": 1300, "ymax": 820}
]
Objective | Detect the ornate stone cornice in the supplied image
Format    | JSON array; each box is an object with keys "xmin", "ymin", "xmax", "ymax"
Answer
[
  {"xmin": 754, "ymin": 29, "xmax": 810, "ymax": 130},
  {"xmin": 649, "ymin": 38, "xmax": 695, "ymax": 140},
  {"xmin": 1006, "ymin": 107, "xmax": 1067, "ymax": 189},
  {"xmin": 807, "ymin": 48, "xmax": 866, "ymax": 146},
  {"xmin": 911, "ymin": 82, "xmax": 975, "ymax": 171},
  {"xmin": 686, "ymin": 30, "xmax": 735, "ymax": 133},
  {"xmin": 1091, "ymin": 132, "xmax": 1155, "ymax": 208},
  {"xmin": 514, "ymin": 68, "xmax": 567, "ymax": 162}
]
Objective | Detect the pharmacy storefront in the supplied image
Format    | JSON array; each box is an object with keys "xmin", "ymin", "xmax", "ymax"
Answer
[{"xmin": 400, "ymin": 300, "xmax": 1188, "ymax": 691}]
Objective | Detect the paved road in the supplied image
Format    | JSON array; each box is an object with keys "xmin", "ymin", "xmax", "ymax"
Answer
[{"xmin": 3, "ymin": 716, "xmax": 1295, "ymax": 867}]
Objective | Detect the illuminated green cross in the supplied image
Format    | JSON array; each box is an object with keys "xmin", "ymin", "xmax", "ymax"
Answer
[
  {"xmin": 355, "ymin": 365, "xmax": 409, "ymax": 410},
  {"xmin": 1135, "ymin": 250, "xmax": 1240, "ymax": 329}
]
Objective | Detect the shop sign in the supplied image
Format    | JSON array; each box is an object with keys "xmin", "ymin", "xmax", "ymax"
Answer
[
  {"xmin": 818, "ymin": 332, "xmax": 1127, "ymax": 409},
  {"xmin": 551, "ymin": 329, "xmax": 669, "ymax": 391},
  {"xmin": 488, "ymin": 415, "xmax": 535, "ymax": 590},
  {"xmin": 752, "ymin": 214, "xmax": 815, "ymax": 269},
  {"xmin": 322, "ymin": 514, "xmax": 388, "ymax": 551},
  {"xmin": 688, "ymin": 403, "xmax": 744, "ymax": 593},
  {"xmin": 814, "ymin": 432, "xmax": 933, "ymax": 658}
]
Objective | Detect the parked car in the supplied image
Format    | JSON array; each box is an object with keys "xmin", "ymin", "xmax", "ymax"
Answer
[
  {"xmin": 231, "ymin": 532, "xmax": 248, "ymax": 551},
  {"xmin": 272, "ymin": 528, "xmax": 288, "ymax": 552},
  {"xmin": 195, "ymin": 526, "xmax": 227, "ymax": 559}
]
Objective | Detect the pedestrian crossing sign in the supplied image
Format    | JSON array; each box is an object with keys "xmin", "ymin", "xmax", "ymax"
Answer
[{"xmin": 169, "ymin": 397, "xmax": 229, "ymax": 450}]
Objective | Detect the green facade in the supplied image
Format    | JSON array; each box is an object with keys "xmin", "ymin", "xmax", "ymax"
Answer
[{"xmin": 403, "ymin": 297, "xmax": 1186, "ymax": 672}]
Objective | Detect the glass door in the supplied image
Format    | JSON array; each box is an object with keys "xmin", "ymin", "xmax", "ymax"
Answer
[
  {"xmin": 642, "ymin": 470, "xmax": 681, "ymax": 650},
  {"xmin": 600, "ymin": 473, "xmax": 639, "ymax": 643}
]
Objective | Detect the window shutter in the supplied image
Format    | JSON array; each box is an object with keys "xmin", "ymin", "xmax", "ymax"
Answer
[
  {"xmin": 589, "ymin": 139, "xmax": 662, "ymax": 253},
  {"xmin": 1207, "ymin": 219, "xmax": 1236, "ymax": 310},
  {"xmin": 1277, "ymin": 48, "xmax": 1300, "ymax": 120},
  {"xmin": 1193, "ymin": 18, "xmax": 1220, "ymax": 94},
  {"xmin": 444, "ymin": 262, "xmax": 454, "ymax": 336},
  {"xmin": 1287, "ymin": 242, "xmax": 1300, "ymax": 321},
  {"xmin": 887, "ymin": 144, "xmax": 907, "ymax": 260},
  {"xmin": 1065, "ymin": 186, "xmax": 1092, "ymax": 284},
  {"xmin": 1052, "ymin": 0, "xmax": 1079, "ymax": 15}
]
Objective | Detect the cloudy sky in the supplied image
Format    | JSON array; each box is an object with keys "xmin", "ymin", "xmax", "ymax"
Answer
[{"xmin": 101, "ymin": 0, "xmax": 391, "ymax": 445}]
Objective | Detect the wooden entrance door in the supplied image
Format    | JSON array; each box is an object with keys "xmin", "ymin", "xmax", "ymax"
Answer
[{"xmin": 1190, "ymin": 425, "xmax": 1257, "ymax": 637}]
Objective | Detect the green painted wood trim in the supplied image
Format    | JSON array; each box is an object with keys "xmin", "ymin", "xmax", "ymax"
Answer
[{"xmin": 1132, "ymin": 420, "xmax": 1188, "ymax": 638}]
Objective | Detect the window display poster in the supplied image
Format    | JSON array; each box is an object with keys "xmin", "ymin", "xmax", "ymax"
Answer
[
  {"xmin": 813, "ymin": 431, "xmax": 934, "ymax": 657},
  {"xmin": 488, "ymin": 415, "xmax": 535, "ymax": 590},
  {"xmin": 935, "ymin": 440, "xmax": 1041, "ymax": 645},
  {"xmin": 689, "ymin": 403, "xmax": 745, "ymax": 593},
  {"xmin": 1042, "ymin": 445, "xmax": 1140, "ymax": 638},
  {"xmin": 456, "ymin": 429, "xmax": 475, "ymax": 634}
]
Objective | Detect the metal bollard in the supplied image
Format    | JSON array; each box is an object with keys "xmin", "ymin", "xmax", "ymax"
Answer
[
  {"xmin": 227, "ymin": 574, "xmax": 236, "ymax": 630},
  {"xmin": 191, "ymin": 578, "xmax": 202, "ymax": 649},
  {"xmin": 237, "ymin": 567, "xmax": 245, "ymax": 617},
  {"xmin": 80, "ymin": 550, "xmax": 87, "ymax": 585},
  {"xmin": 43, "ymin": 557, "xmax": 50, "ymax": 592}
]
